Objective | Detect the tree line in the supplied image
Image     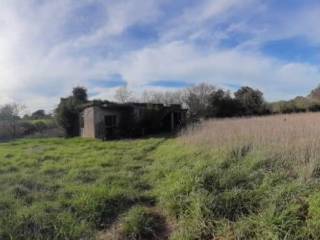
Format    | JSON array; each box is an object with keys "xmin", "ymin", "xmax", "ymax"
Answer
[
  {"xmin": 3, "ymin": 83, "xmax": 320, "ymax": 139},
  {"xmin": 113, "ymin": 83, "xmax": 320, "ymax": 120},
  {"xmin": 54, "ymin": 83, "xmax": 320, "ymax": 137}
]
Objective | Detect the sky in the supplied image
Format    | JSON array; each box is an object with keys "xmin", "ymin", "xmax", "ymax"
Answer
[{"xmin": 1, "ymin": 0, "xmax": 320, "ymax": 112}]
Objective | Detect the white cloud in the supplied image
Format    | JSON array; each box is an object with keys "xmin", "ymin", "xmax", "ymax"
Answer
[
  {"xmin": 72, "ymin": 0, "xmax": 162, "ymax": 48},
  {"xmin": 0, "ymin": 0, "xmax": 162, "ymax": 111},
  {"xmin": 229, "ymin": 2, "xmax": 320, "ymax": 49},
  {"xmin": 160, "ymin": 0, "xmax": 261, "ymax": 42},
  {"xmin": 115, "ymin": 42, "xmax": 320, "ymax": 100},
  {"xmin": 1, "ymin": 0, "xmax": 320, "ymax": 112}
]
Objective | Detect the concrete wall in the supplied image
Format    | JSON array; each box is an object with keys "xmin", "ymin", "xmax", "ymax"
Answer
[
  {"xmin": 94, "ymin": 108, "xmax": 121, "ymax": 139},
  {"xmin": 81, "ymin": 107, "xmax": 96, "ymax": 138},
  {"xmin": 81, "ymin": 106, "xmax": 123, "ymax": 139}
]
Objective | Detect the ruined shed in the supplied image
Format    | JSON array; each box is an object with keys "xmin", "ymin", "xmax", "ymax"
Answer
[{"xmin": 80, "ymin": 101, "xmax": 187, "ymax": 139}]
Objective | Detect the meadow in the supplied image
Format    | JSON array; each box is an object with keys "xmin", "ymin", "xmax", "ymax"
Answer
[{"xmin": 2, "ymin": 113, "xmax": 320, "ymax": 239}]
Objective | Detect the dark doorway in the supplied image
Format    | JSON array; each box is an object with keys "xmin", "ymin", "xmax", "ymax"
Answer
[
  {"xmin": 161, "ymin": 111, "xmax": 182, "ymax": 132},
  {"xmin": 105, "ymin": 115, "xmax": 117, "ymax": 139}
]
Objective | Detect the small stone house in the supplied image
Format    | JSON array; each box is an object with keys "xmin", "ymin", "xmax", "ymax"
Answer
[{"xmin": 80, "ymin": 101, "xmax": 187, "ymax": 139}]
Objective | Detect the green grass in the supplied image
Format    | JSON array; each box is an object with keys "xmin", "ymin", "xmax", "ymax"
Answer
[
  {"xmin": 1, "ymin": 137, "xmax": 320, "ymax": 239},
  {"xmin": 121, "ymin": 206, "xmax": 162, "ymax": 240}
]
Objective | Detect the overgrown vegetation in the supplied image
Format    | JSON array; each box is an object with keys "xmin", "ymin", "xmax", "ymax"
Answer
[
  {"xmin": 55, "ymin": 86, "xmax": 88, "ymax": 137},
  {"xmin": 2, "ymin": 113, "xmax": 320, "ymax": 239},
  {"xmin": 0, "ymin": 104, "xmax": 61, "ymax": 141}
]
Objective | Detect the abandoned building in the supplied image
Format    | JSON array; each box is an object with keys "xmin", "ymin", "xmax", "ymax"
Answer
[{"xmin": 79, "ymin": 101, "xmax": 187, "ymax": 139}]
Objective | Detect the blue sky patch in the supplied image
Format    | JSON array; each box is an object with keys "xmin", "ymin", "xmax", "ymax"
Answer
[
  {"xmin": 90, "ymin": 74, "xmax": 127, "ymax": 88},
  {"xmin": 262, "ymin": 37, "xmax": 320, "ymax": 63}
]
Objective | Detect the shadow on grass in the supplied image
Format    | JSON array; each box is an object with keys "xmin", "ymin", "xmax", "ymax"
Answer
[{"xmin": 96, "ymin": 195, "xmax": 157, "ymax": 229}]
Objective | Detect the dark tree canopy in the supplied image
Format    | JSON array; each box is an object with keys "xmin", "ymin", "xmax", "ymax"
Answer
[
  {"xmin": 31, "ymin": 109, "xmax": 46, "ymax": 119},
  {"xmin": 207, "ymin": 89, "xmax": 240, "ymax": 118},
  {"xmin": 234, "ymin": 86, "xmax": 266, "ymax": 115},
  {"xmin": 56, "ymin": 87, "xmax": 88, "ymax": 137},
  {"xmin": 72, "ymin": 86, "xmax": 88, "ymax": 103},
  {"xmin": 182, "ymin": 84, "xmax": 270, "ymax": 120}
]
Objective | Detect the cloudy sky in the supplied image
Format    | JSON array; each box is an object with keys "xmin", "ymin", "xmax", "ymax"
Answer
[{"xmin": 1, "ymin": 0, "xmax": 320, "ymax": 112}]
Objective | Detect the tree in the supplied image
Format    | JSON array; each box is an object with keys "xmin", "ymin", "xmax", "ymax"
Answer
[
  {"xmin": 234, "ymin": 86, "xmax": 266, "ymax": 116},
  {"xmin": 207, "ymin": 89, "xmax": 240, "ymax": 118},
  {"xmin": 183, "ymin": 83, "xmax": 216, "ymax": 120},
  {"xmin": 56, "ymin": 87, "xmax": 88, "ymax": 137},
  {"xmin": 141, "ymin": 90, "xmax": 184, "ymax": 105},
  {"xmin": 31, "ymin": 109, "xmax": 46, "ymax": 119},
  {"xmin": 114, "ymin": 86, "xmax": 133, "ymax": 103},
  {"xmin": 0, "ymin": 103, "xmax": 25, "ymax": 138},
  {"xmin": 72, "ymin": 86, "xmax": 88, "ymax": 102},
  {"xmin": 142, "ymin": 90, "xmax": 163, "ymax": 104},
  {"xmin": 34, "ymin": 121, "xmax": 47, "ymax": 134},
  {"xmin": 56, "ymin": 98, "xmax": 79, "ymax": 137}
]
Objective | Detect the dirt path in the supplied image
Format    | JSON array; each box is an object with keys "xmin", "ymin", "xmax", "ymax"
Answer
[{"xmin": 96, "ymin": 138, "xmax": 175, "ymax": 240}]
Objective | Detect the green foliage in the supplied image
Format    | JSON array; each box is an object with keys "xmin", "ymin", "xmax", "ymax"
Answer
[
  {"xmin": 184, "ymin": 84, "xmax": 268, "ymax": 120},
  {"xmin": 55, "ymin": 97, "xmax": 80, "ymax": 137},
  {"xmin": 207, "ymin": 89, "xmax": 240, "ymax": 118},
  {"xmin": 234, "ymin": 86, "xmax": 267, "ymax": 116},
  {"xmin": 271, "ymin": 97, "xmax": 320, "ymax": 114},
  {"xmin": 33, "ymin": 121, "xmax": 47, "ymax": 133},
  {"xmin": 31, "ymin": 110, "xmax": 47, "ymax": 120},
  {"xmin": 183, "ymin": 83, "xmax": 320, "ymax": 120},
  {"xmin": 55, "ymin": 87, "xmax": 88, "ymax": 137}
]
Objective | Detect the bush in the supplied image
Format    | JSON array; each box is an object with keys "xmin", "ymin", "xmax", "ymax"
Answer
[
  {"xmin": 55, "ymin": 87, "xmax": 88, "ymax": 137},
  {"xmin": 33, "ymin": 121, "xmax": 47, "ymax": 133}
]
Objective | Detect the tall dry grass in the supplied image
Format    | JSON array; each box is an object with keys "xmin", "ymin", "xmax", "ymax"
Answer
[{"xmin": 180, "ymin": 112, "xmax": 320, "ymax": 180}]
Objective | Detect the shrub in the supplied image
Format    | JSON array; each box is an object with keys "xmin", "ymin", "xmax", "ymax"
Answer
[
  {"xmin": 33, "ymin": 121, "xmax": 47, "ymax": 133},
  {"xmin": 55, "ymin": 87, "xmax": 88, "ymax": 137}
]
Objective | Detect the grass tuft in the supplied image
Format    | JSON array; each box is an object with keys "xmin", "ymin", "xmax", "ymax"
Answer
[{"xmin": 122, "ymin": 206, "xmax": 162, "ymax": 240}]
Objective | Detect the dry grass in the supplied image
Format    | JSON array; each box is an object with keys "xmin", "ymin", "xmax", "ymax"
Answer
[{"xmin": 180, "ymin": 112, "xmax": 320, "ymax": 180}]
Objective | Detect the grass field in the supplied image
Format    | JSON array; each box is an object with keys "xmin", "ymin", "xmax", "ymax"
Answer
[{"xmin": 2, "ymin": 113, "xmax": 320, "ymax": 239}]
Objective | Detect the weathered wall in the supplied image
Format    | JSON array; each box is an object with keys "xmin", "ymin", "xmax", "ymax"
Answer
[
  {"xmin": 94, "ymin": 108, "xmax": 121, "ymax": 139},
  {"xmin": 81, "ymin": 107, "xmax": 95, "ymax": 138}
]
